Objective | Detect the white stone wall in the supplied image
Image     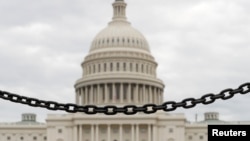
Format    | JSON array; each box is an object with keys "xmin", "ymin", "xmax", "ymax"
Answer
[{"xmin": 0, "ymin": 124, "xmax": 46, "ymax": 141}]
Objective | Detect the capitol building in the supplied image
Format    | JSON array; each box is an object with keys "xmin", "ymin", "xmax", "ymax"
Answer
[{"xmin": 0, "ymin": 0, "xmax": 249, "ymax": 141}]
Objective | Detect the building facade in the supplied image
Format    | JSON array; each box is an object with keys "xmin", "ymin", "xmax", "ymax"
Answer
[{"xmin": 0, "ymin": 1, "xmax": 249, "ymax": 141}]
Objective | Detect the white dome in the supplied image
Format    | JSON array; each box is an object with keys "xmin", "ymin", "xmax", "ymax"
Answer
[
  {"xmin": 90, "ymin": 21, "xmax": 150, "ymax": 52},
  {"xmin": 89, "ymin": 0, "xmax": 150, "ymax": 53},
  {"xmin": 74, "ymin": 0, "xmax": 164, "ymax": 106}
]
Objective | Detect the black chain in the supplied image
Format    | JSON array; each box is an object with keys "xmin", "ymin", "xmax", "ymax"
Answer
[{"xmin": 0, "ymin": 82, "xmax": 250, "ymax": 115}]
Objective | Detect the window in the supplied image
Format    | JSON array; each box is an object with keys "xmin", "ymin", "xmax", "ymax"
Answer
[
  {"xmin": 110, "ymin": 63, "xmax": 113, "ymax": 71},
  {"xmin": 7, "ymin": 136, "xmax": 11, "ymax": 140},
  {"xmin": 104, "ymin": 63, "xmax": 107, "ymax": 72},
  {"xmin": 20, "ymin": 137, "xmax": 24, "ymax": 140},
  {"xmin": 117, "ymin": 63, "xmax": 119, "ymax": 71},
  {"xmin": 58, "ymin": 129, "xmax": 62, "ymax": 133},
  {"xmin": 188, "ymin": 136, "xmax": 192, "ymax": 140},
  {"xmin": 169, "ymin": 128, "xmax": 173, "ymax": 133},
  {"xmin": 33, "ymin": 136, "xmax": 37, "ymax": 140},
  {"xmin": 89, "ymin": 66, "xmax": 91, "ymax": 74},
  {"xmin": 123, "ymin": 63, "xmax": 126, "ymax": 71},
  {"xmin": 93, "ymin": 65, "xmax": 95, "ymax": 73},
  {"xmin": 199, "ymin": 135, "xmax": 204, "ymax": 140},
  {"xmin": 44, "ymin": 136, "xmax": 47, "ymax": 140}
]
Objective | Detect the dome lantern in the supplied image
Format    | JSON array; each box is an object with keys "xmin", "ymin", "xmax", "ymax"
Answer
[{"xmin": 112, "ymin": 0, "xmax": 127, "ymax": 22}]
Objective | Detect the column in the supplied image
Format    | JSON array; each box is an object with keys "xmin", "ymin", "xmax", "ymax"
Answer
[
  {"xmin": 136, "ymin": 124, "xmax": 139, "ymax": 141},
  {"xmin": 108, "ymin": 125, "xmax": 111, "ymax": 141},
  {"xmin": 86, "ymin": 87, "xmax": 89, "ymax": 104},
  {"xmin": 120, "ymin": 83, "xmax": 124, "ymax": 103},
  {"xmin": 128, "ymin": 84, "xmax": 131, "ymax": 103},
  {"xmin": 153, "ymin": 125, "xmax": 157, "ymax": 141},
  {"xmin": 95, "ymin": 125, "xmax": 99, "ymax": 141},
  {"xmin": 148, "ymin": 124, "xmax": 151, "ymax": 141},
  {"xmin": 113, "ymin": 83, "xmax": 116, "ymax": 103},
  {"xmin": 143, "ymin": 85, "xmax": 146, "ymax": 104},
  {"xmin": 91, "ymin": 124, "xmax": 94, "ymax": 141},
  {"xmin": 97, "ymin": 84, "xmax": 100, "ymax": 104},
  {"xmin": 119, "ymin": 124, "xmax": 123, "ymax": 141},
  {"xmin": 149, "ymin": 86, "xmax": 152, "ymax": 103},
  {"xmin": 84, "ymin": 87, "xmax": 88, "ymax": 104},
  {"xmin": 161, "ymin": 89, "xmax": 163, "ymax": 104},
  {"xmin": 131, "ymin": 125, "xmax": 134, "ymax": 141},
  {"xmin": 146, "ymin": 86, "xmax": 150, "ymax": 103},
  {"xmin": 81, "ymin": 88, "xmax": 84, "ymax": 105},
  {"xmin": 79, "ymin": 125, "xmax": 82, "ymax": 141},
  {"xmin": 90, "ymin": 85, "xmax": 94, "ymax": 104},
  {"xmin": 135, "ymin": 84, "xmax": 138, "ymax": 104},
  {"xmin": 105, "ymin": 84, "xmax": 108, "ymax": 103},
  {"xmin": 73, "ymin": 125, "xmax": 77, "ymax": 141},
  {"xmin": 154, "ymin": 87, "xmax": 157, "ymax": 104},
  {"xmin": 93, "ymin": 86, "xmax": 96, "ymax": 104},
  {"xmin": 140, "ymin": 85, "xmax": 143, "ymax": 103},
  {"xmin": 75, "ymin": 89, "xmax": 78, "ymax": 104},
  {"xmin": 158, "ymin": 89, "xmax": 161, "ymax": 104}
]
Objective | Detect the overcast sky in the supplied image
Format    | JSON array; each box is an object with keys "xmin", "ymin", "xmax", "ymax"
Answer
[{"xmin": 0, "ymin": 0, "xmax": 249, "ymax": 123}]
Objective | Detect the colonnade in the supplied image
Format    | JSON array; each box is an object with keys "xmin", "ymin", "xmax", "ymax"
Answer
[
  {"xmin": 73, "ymin": 124, "xmax": 158, "ymax": 141},
  {"xmin": 76, "ymin": 83, "xmax": 163, "ymax": 105}
]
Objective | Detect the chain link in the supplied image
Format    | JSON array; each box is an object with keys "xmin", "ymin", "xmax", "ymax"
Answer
[{"xmin": 0, "ymin": 82, "xmax": 250, "ymax": 115}]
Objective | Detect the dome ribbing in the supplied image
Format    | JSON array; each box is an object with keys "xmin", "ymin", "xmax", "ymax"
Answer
[
  {"xmin": 75, "ymin": 0, "xmax": 164, "ymax": 106},
  {"xmin": 89, "ymin": 0, "xmax": 150, "ymax": 53}
]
